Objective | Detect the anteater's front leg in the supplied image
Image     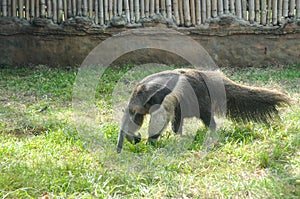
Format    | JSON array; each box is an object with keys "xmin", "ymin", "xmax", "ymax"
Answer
[{"xmin": 171, "ymin": 104, "xmax": 183, "ymax": 135}]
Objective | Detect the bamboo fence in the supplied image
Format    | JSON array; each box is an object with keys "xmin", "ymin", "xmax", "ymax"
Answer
[{"xmin": 0, "ymin": 0, "xmax": 299, "ymax": 26}]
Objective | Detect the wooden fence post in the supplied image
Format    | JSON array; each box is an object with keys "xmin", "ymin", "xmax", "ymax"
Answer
[
  {"xmin": 212, "ymin": 0, "xmax": 217, "ymax": 18},
  {"xmin": 272, "ymin": 0, "xmax": 277, "ymax": 25},
  {"xmin": 218, "ymin": 0, "xmax": 223, "ymax": 15},
  {"xmin": 183, "ymin": 0, "xmax": 190, "ymax": 26},
  {"xmin": 173, "ymin": 0, "xmax": 179, "ymax": 25},
  {"xmin": 224, "ymin": 0, "xmax": 229, "ymax": 14},
  {"xmin": 135, "ymin": 0, "xmax": 140, "ymax": 22},
  {"xmin": 206, "ymin": 0, "xmax": 211, "ymax": 19},
  {"xmin": 201, "ymin": 0, "xmax": 206, "ymax": 23},
  {"xmin": 297, "ymin": 0, "xmax": 300, "ymax": 18},
  {"xmin": 18, "ymin": 0, "xmax": 23, "ymax": 18},
  {"xmin": 236, "ymin": 0, "xmax": 242, "ymax": 18},
  {"xmin": 255, "ymin": 0, "xmax": 260, "ymax": 23},
  {"xmin": 195, "ymin": 0, "xmax": 201, "ymax": 25},
  {"xmin": 289, "ymin": 0, "xmax": 295, "ymax": 17}
]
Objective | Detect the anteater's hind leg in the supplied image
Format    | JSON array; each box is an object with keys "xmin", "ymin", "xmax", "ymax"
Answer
[
  {"xmin": 200, "ymin": 111, "xmax": 216, "ymax": 132},
  {"xmin": 200, "ymin": 111, "xmax": 219, "ymax": 150}
]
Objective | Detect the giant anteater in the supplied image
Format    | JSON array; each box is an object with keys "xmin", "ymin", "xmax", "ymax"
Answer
[{"xmin": 117, "ymin": 68, "xmax": 290, "ymax": 153}]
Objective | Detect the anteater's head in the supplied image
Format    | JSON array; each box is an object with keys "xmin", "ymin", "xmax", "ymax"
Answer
[
  {"xmin": 116, "ymin": 72, "xmax": 181, "ymax": 153},
  {"xmin": 117, "ymin": 84, "xmax": 150, "ymax": 153}
]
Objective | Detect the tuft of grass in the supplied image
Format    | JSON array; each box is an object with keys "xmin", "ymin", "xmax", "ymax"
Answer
[{"xmin": 0, "ymin": 64, "xmax": 299, "ymax": 198}]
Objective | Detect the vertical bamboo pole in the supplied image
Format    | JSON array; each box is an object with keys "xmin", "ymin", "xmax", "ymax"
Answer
[
  {"xmin": 124, "ymin": 0, "xmax": 129, "ymax": 21},
  {"xmin": 289, "ymin": 0, "xmax": 295, "ymax": 17},
  {"xmin": 255, "ymin": 0, "xmax": 260, "ymax": 23},
  {"xmin": 12, "ymin": 0, "xmax": 16, "ymax": 16},
  {"xmin": 58, "ymin": 0, "xmax": 63, "ymax": 23},
  {"xmin": 83, "ymin": 0, "xmax": 87, "ymax": 16},
  {"xmin": 26, "ymin": 0, "xmax": 30, "ymax": 19},
  {"xmin": 46, "ymin": 0, "xmax": 50, "ymax": 17},
  {"xmin": 283, "ymin": 0, "xmax": 288, "ymax": 17},
  {"xmin": 113, "ymin": 0, "xmax": 117, "ymax": 16},
  {"xmin": 224, "ymin": 0, "xmax": 229, "ymax": 14},
  {"xmin": 7, "ymin": 0, "xmax": 12, "ymax": 17},
  {"xmin": 19, "ymin": 0, "xmax": 23, "ymax": 18},
  {"xmin": 63, "ymin": 0, "xmax": 67, "ymax": 20},
  {"xmin": 261, "ymin": 0, "xmax": 266, "ymax": 25},
  {"xmin": 145, "ymin": 0, "xmax": 149, "ymax": 17},
  {"xmin": 130, "ymin": 0, "xmax": 134, "ymax": 22},
  {"xmin": 53, "ymin": 0, "xmax": 57, "ymax": 23},
  {"xmin": 141, "ymin": 0, "xmax": 144, "ymax": 18},
  {"xmin": 135, "ymin": 0, "xmax": 140, "ymax": 22},
  {"xmin": 129, "ymin": 0, "xmax": 134, "ymax": 23},
  {"xmin": 117, "ymin": 0, "xmax": 122, "ymax": 16},
  {"xmin": 35, "ymin": 0, "xmax": 39, "ymax": 17},
  {"xmin": 266, "ymin": 0, "xmax": 271, "ymax": 24},
  {"xmin": 67, "ymin": 0, "xmax": 71, "ymax": 17},
  {"xmin": 272, "ymin": 0, "xmax": 277, "ymax": 25},
  {"xmin": 278, "ymin": 0, "xmax": 283, "ymax": 23},
  {"xmin": 173, "ymin": 0, "xmax": 180, "ymax": 25},
  {"xmin": 150, "ymin": 0, "xmax": 154, "ymax": 16},
  {"xmin": 40, "ymin": 0, "xmax": 45, "ymax": 17},
  {"xmin": 11, "ymin": 0, "xmax": 15, "ymax": 16},
  {"xmin": 77, "ymin": 0, "xmax": 82, "ymax": 16},
  {"xmin": 161, "ymin": 0, "xmax": 166, "ymax": 17},
  {"xmin": 236, "ymin": 0, "xmax": 242, "ymax": 18},
  {"xmin": 212, "ymin": 0, "xmax": 217, "ymax": 17},
  {"xmin": 241, "ymin": 0, "xmax": 247, "ymax": 19},
  {"xmin": 155, "ymin": 0, "xmax": 159, "ymax": 14},
  {"xmin": 218, "ymin": 0, "xmax": 223, "ymax": 15},
  {"xmin": 201, "ymin": 0, "xmax": 206, "ymax": 23},
  {"xmin": 190, "ymin": 0, "xmax": 195, "ymax": 25},
  {"xmin": 2, "ymin": 0, "xmax": 7, "ymax": 16},
  {"xmin": 195, "ymin": 0, "xmax": 201, "ymax": 24},
  {"xmin": 72, "ymin": 0, "xmax": 76, "ymax": 17},
  {"xmin": 206, "ymin": 0, "xmax": 211, "ymax": 19},
  {"xmin": 100, "ymin": 0, "xmax": 104, "ymax": 24},
  {"xmin": 104, "ymin": 0, "xmax": 108, "ymax": 23},
  {"xmin": 108, "ymin": 0, "xmax": 112, "ymax": 19},
  {"xmin": 297, "ymin": 0, "xmax": 300, "ymax": 18},
  {"xmin": 95, "ymin": 0, "xmax": 98, "ymax": 24},
  {"xmin": 8, "ymin": 0, "xmax": 11, "ymax": 16},
  {"xmin": 166, "ymin": 0, "xmax": 171, "ymax": 19},
  {"xmin": 183, "ymin": 0, "xmax": 190, "ymax": 26},
  {"xmin": 178, "ymin": 0, "xmax": 183, "ymax": 25},
  {"xmin": 230, "ymin": 0, "xmax": 235, "ymax": 14},
  {"xmin": 30, "ymin": 0, "xmax": 34, "ymax": 19},
  {"xmin": 249, "ymin": 0, "xmax": 254, "ymax": 23},
  {"xmin": 88, "ymin": 0, "xmax": 92, "ymax": 17},
  {"xmin": 103, "ymin": 0, "xmax": 109, "ymax": 22},
  {"xmin": 7, "ymin": 0, "xmax": 13, "ymax": 17}
]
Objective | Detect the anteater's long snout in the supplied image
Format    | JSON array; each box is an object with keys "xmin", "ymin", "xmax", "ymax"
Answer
[
  {"xmin": 117, "ymin": 130, "xmax": 125, "ymax": 153},
  {"xmin": 117, "ymin": 130, "xmax": 142, "ymax": 153}
]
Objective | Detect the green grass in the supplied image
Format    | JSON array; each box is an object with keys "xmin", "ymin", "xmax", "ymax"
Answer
[{"xmin": 0, "ymin": 64, "xmax": 299, "ymax": 198}]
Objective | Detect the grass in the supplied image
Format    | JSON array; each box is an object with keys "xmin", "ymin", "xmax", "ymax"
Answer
[{"xmin": 0, "ymin": 64, "xmax": 299, "ymax": 198}]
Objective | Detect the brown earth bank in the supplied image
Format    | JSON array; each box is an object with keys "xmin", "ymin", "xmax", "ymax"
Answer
[{"xmin": 0, "ymin": 15, "xmax": 299, "ymax": 67}]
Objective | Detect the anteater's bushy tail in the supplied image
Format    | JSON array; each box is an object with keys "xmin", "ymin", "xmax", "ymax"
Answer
[{"xmin": 223, "ymin": 77, "xmax": 290, "ymax": 123}]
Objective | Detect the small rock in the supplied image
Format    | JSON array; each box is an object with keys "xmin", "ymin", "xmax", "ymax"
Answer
[
  {"xmin": 63, "ymin": 17, "xmax": 94, "ymax": 30},
  {"xmin": 111, "ymin": 16, "xmax": 127, "ymax": 27},
  {"xmin": 33, "ymin": 18, "xmax": 54, "ymax": 27}
]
